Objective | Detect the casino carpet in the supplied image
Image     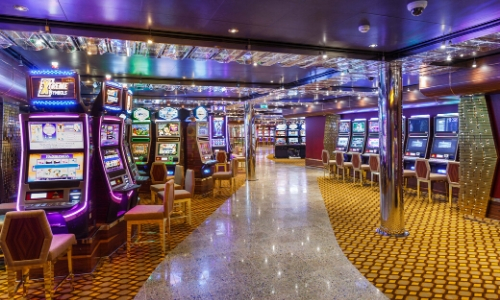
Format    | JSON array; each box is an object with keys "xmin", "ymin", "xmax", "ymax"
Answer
[
  {"xmin": 317, "ymin": 176, "xmax": 500, "ymax": 300},
  {"xmin": 0, "ymin": 173, "xmax": 247, "ymax": 300}
]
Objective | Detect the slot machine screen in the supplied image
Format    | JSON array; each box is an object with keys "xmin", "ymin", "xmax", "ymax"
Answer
[
  {"xmin": 336, "ymin": 137, "xmax": 349, "ymax": 150},
  {"xmin": 276, "ymin": 124, "xmax": 287, "ymax": 130},
  {"xmin": 276, "ymin": 131, "xmax": 287, "ymax": 136},
  {"xmin": 103, "ymin": 148, "xmax": 124, "ymax": 172},
  {"xmin": 26, "ymin": 152, "xmax": 84, "ymax": 182},
  {"xmin": 212, "ymin": 117, "xmax": 225, "ymax": 137},
  {"xmin": 352, "ymin": 121, "xmax": 366, "ymax": 133},
  {"xmin": 288, "ymin": 138, "xmax": 299, "ymax": 144},
  {"xmin": 435, "ymin": 117, "xmax": 459, "ymax": 134},
  {"xmin": 131, "ymin": 143, "xmax": 149, "ymax": 161},
  {"xmin": 100, "ymin": 123, "xmax": 120, "ymax": 146},
  {"xmin": 405, "ymin": 137, "xmax": 428, "ymax": 157},
  {"xmin": 276, "ymin": 138, "xmax": 287, "ymax": 145},
  {"xmin": 431, "ymin": 137, "xmax": 458, "ymax": 159},
  {"xmin": 368, "ymin": 121, "xmax": 379, "ymax": 133},
  {"xmin": 338, "ymin": 122, "xmax": 350, "ymax": 133},
  {"xmin": 288, "ymin": 130, "xmax": 299, "ymax": 136},
  {"xmin": 366, "ymin": 138, "xmax": 380, "ymax": 152},
  {"xmin": 157, "ymin": 122, "xmax": 180, "ymax": 137},
  {"xmin": 131, "ymin": 123, "xmax": 150, "ymax": 137},
  {"xmin": 197, "ymin": 122, "xmax": 209, "ymax": 136},
  {"xmin": 349, "ymin": 137, "xmax": 365, "ymax": 152},
  {"xmin": 105, "ymin": 87, "xmax": 121, "ymax": 105},
  {"xmin": 408, "ymin": 118, "xmax": 429, "ymax": 134},
  {"xmin": 29, "ymin": 122, "xmax": 84, "ymax": 150},
  {"xmin": 158, "ymin": 143, "xmax": 177, "ymax": 155}
]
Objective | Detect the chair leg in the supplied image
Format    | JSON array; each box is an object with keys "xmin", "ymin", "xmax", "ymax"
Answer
[
  {"xmin": 449, "ymin": 185, "xmax": 452, "ymax": 208},
  {"xmin": 43, "ymin": 262, "xmax": 54, "ymax": 299},
  {"xmin": 428, "ymin": 182, "xmax": 432, "ymax": 203},
  {"xmin": 151, "ymin": 191, "xmax": 155, "ymax": 203},
  {"xmin": 7, "ymin": 267, "xmax": 16, "ymax": 298},
  {"xmin": 127, "ymin": 222, "xmax": 132, "ymax": 257},
  {"xmin": 67, "ymin": 247, "xmax": 74, "ymax": 288},
  {"xmin": 417, "ymin": 180, "xmax": 420, "ymax": 198},
  {"xmin": 160, "ymin": 220, "xmax": 165, "ymax": 255},
  {"xmin": 186, "ymin": 198, "xmax": 192, "ymax": 225},
  {"xmin": 371, "ymin": 173, "xmax": 373, "ymax": 189}
]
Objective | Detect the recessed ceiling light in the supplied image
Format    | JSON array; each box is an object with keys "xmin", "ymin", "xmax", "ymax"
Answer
[
  {"xmin": 14, "ymin": 5, "xmax": 28, "ymax": 11},
  {"xmin": 270, "ymin": 80, "xmax": 274, "ymax": 83},
  {"xmin": 446, "ymin": 54, "xmax": 452, "ymax": 61},
  {"xmin": 322, "ymin": 54, "xmax": 328, "ymax": 59},
  {"xmin": 147, "ymin": 39, "xmax": 153, "ymax": 44},
  {"xmin": 105, "ymin": 74, "xmax": 112, "ymax": 80},
  {"xmin": 369, "ymin": 44, "xmax": 378, "ymax": 48},
  {"xmin": 228, "ymin": 28, "xmax": 239, "ymax": 33}
]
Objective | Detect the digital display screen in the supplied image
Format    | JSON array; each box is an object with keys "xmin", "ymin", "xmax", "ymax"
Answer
[
  {"xmin": 212, "ymin": 117, "xmax": 225, "ymax": 137},
  {"xmin": 288, "ymin": 138, "xmax": 299, "ymax": 144},
  {"xmin": 352, "ymin": 121, "xmax": 366, "ymax": 133},
  {"xmin": 105, "ymin": 87, "xmax": 121, "ymax": 105},
  {"xmin": 276, "ymin": 138, "xmax": 287, "ymax": 145},
  {"xmin": 29, "ymin": 122, "xmax": 83, "ymax": 150},
  {"xmin": 366, "ymin": 138, "xmax": 379, "ymax": 149},
  {"xmin": 198, "ymin": 141, "xmax": 212, "ymax": 156},
  {"xmin": 103, "ymin": 148, "xmax": 123, "ymax": 172},
  {"xmin": 339, "ymin": 121, "xmax": 350, "ymax": 133},
  {"xmin": 405, "ymin": 137, "xmax": 428, "ymax": 157},
  {"xmin": 100, "ymin": 123, "xmax": 120, "ymax": 146},
  {"xmin": 131, "ymin": 123, "xmax": 150, "ymax": 136},
  {"xmin": 276, "ymin": 124, "xmax": 287, "ymax": 130},
  {"xmin": 288, "ymin": 130, "xmax": 299, "ymax": 136},
  {"xmin": 197, "ymin": 122, "xmax": 209, "ymax": 136},
  {"xmin": 337, "ymin": 137, "xmax": 348, "ymax": 147},
  {"xmin": 349, "ymin": 137, "xmax": 365, "ymax": 152},
  {"xmin": 435, "ymin": 117, "xmax": 459, "ymax": 133},
  {"xmin": 409, "ymin": 118, "xmax": 429, "ymax": 134},
  {"xmin": 132, "ymin": 143, "xmax": 149, "ymax": 155},
  {"xmin": 27, "ymin": 153, "xmax": 84, "ymax": 182},
  {"xmin": 157, "ymin": 122, "xmax": 180, "ymax": 137},
  {"xmin": 288, "ymin": 123, "xmax": 298, "ymax": 130},
  {"xmin": 369, "ymin": 121, "xmax": 379, "ymax": 133},
  {"xmin": 276, "ymin": 131, "xmax": 287, "ymax": 136},
  {"xmin": 431, "ymin": 138, "xmax": 458, "ymax": 158},
  {"xmin": 158, "ymin": 143, "xmax": 177, "ymax": 155}
]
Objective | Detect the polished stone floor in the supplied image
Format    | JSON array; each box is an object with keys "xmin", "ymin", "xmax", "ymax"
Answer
[{"xmin": 135, "ymin": 147, "xmax": 387, "ymax": 299}]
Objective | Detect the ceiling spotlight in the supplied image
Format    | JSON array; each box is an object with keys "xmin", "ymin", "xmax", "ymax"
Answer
[
  {"xmin": 270, "ymin": 80, "xmax": 274, "ymax": 83},
  {"xmin": 14, "ymin": 5, "xmax": 28, "ymax": 11},
  {"xmin": 105, "ymin": 74, "xmax": 112, "ymax": 80},
  {"xmin": 253, "ymin": 62, "xmax": 258, "ymax": 66},
  {"xmin": 322, "ymin": 53, "xmax": 328, "ymax": 59},
  {"xmin": 87, "ymin": 51, "xmax": 92, "ymax": 55},
  {"xmin": 472, "ymin": 58, "xmax": 477, "ymax": 68},
  {"xmin": 18, "ymin": 58, "xmax": 23, "ymax": 67},
  {"xmin": 460, "ymin": 53, "xmax": 464, "ymax": 57},
  {"xmin": 147, "ymin": 39, "xmax": 153, "ymax": 44},
  {"xmin": 358, "ymin": 24, "xmax": 370, "ymax": 34},
  {"xmin": 228, "ymin": 28, "xmax": 239, "ymax": 33},
  {"xmin": 368, "ymin": 44, "xmax": 378, "ymax": 48},
  {"xmin": 446, "ymin": 54, "xmax": 452, "ymax": 61},
  {"xmin": 440, "ymin": 41, "xmax": 446, "ymax": 49}
]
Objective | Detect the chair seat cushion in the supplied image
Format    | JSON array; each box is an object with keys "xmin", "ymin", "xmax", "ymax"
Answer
[
  {"xmin": 174, "ymin": 183, "xmax": 182, "ymax": 190},
  {"xmin": 174, "ymin": 190, "xmax": 191, "ymax": 200},
  {"xmin": 48, "ymin": 234, "xmax": 76, "ymax": 261},
  {"xmin": 329, "ymin": 160, "xmax": 336, "ymax": 164},
  {"xmin": 150, "ymin": 184, "xmax": 165, "ymax": 192},
  {"xmin": 344, "ymin": 162, "xmax": 353, "ymax": 167},
  {"xmin": 124, "ymin": 205, "xmax": 164, "ymax": 221},
  {"xmin": 361, "ymin": 164, "xmax": 371, "ymax": 170},
  {"xmin": 430, "ymin": 173, "xmax": 447, "ymax": 181},
  {"xmin": 213, "ymin": 171, "xmax": 232, "ymax": 179},
  {"xmin": 403, "ymin": 170, "xmax": 416, "ymax": 177},
  {"xmin": 167, "ymin": 175, "xmax": 175, "ymax": 181},
  {"xmin": 234, "ymin": 156, "xmax": 245, "ymax": 161}
]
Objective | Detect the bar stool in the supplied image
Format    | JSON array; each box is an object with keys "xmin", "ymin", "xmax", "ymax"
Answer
[
  {"xmin": 415, "ymin": 158, "xmax": 448, "ymax": 203},
  {"xmin": 335, "ymin": 151, "xmax": 353, "ymax": 182},
  {"xmin": 369, "ymin": 154, "xmax": 380, "ymax": 189},
  {"xmin": 447, "ymin": 161, "xmax": 460, "ymax": 208},
  {"xmin": 352, "ymin": 153, "xmax": 370, "ymax": 186}
]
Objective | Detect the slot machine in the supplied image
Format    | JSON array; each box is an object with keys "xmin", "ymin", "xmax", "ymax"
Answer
[
  {"xmin": 287, "ymin": 121, "xmax": 300, "ymax": 145},
  {"xmin": 210, "ymin": 105, "xmax": 230, "ymax": 155},
  {"xmin": 348, "ymin": 119, "xmax": 367, "ymax": 155},
  {"xmin": 335, "ymin": 119, "xmax": 351, "ymax": 153},
  {"xmin": 17, "ymin": 70, "xmax": 92, "ymax": 238},
  {"xmin": 363, "ymin": 118, "xmax": 380, "ymax": 162},
  {"xmin": 429, "ymin": 113, "xmax": 459, "ymax": 174},
  {"xmin": 404, "ymin": 115, "xmax": 431, "ymax": 170},
  {"xmin": 300, "ymin": 121, "xmax": 306, "ymax": 145},
  {"xmin": 130, "ymin": 108, "xmax": 152, "ymax": 174},
  {"xmin": 275, "ymin": 122, "xmax": 288, "ymax": 145},
  {"xmin": 154, "ymin": 107, "xmax": 182, "ymax": 176}
]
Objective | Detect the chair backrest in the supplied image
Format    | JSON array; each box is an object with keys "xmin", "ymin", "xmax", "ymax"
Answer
[
  {"xmin": 447, "ymin": 161, "xmax": 460, "ymax": 184},
  {"xmin": 321, "ymin": 150, "xmax": 330, "ymax": 166},
  {"xmin": 174, "ymin": 165, "xmax": 185, "ymax": 187},
  {"xmin": 185, "ymin": 169, "xmax": 195, "ymax": 196},
  {"xmin": 335, "ymin": 151, "xmax": 344, "ymax": 167},
  {"xmin": 216, "ymin": 151, "xmax": 227, "ymax": 163},
  {"xmin": 369, "ymin": 154, "xmax": 380, "ymax": 173},
  {"xmin": 0, "ymin": 210, "xmax": 53, "ymax": 268},
  {"xmin": 231, "ymin": 159, "xmax": 238, "ymax": 178},
  {"xmin": 351, "ymin": 153, "xmax": 361, "ymax": 170},
  {"xmin": 415, "ymin": 158, "xmax": 430, "ymax": 180},
  {"xmin": 163, "ymin": 180, "xmax": 175, "ymax": 216},
  {"xmin": 150, "ymin": 162, "xmax": 167, "ymax": 184}
]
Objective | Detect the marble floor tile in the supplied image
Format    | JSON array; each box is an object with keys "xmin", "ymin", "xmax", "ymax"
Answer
[{"xmin": 135, "ymin": 148, "xmax": 387, "ymax": 299}]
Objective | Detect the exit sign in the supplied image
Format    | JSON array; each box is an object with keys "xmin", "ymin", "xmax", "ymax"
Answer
[{"xmin": 260, "ymin": 104, "xmax": 268, "ymax": 109}]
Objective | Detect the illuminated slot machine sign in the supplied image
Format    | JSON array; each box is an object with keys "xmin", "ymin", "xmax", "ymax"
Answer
[
  {"xmin": 103, "ymin": 83, "xmax": 123, "ymax": 112},
  {"xmin": 131, "ymin": 108, "xmax": 151, "ymax": 165},
  {"xmin": 368, "ymin": 120, "xmax": 379, "ymax": 134},
  {"xmin": 28, "ymin": 70, "xmax": 81, "ymax": 108}
]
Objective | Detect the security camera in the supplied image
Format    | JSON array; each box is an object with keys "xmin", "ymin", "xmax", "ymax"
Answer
[{"xmin": 407, "ymin": 0, "xmax": 428, "ymax": 16}]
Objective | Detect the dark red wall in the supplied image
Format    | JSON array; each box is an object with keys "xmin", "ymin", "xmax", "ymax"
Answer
[{"xmin": 305, "ymin": 116, "xmax": 326, "ymax": 160}]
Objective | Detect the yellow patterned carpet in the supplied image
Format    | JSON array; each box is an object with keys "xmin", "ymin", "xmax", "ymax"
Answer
[
  {"xmin": 318, "ymin": 177, "xmax": 500, "ymax": 300},
  {"xmin": 0, "ymin": 173, "xmax": 247, "ymax": 300},
  {"xmin": 266, "ymin": 154, "xmax": 306, "ymax": 166}
]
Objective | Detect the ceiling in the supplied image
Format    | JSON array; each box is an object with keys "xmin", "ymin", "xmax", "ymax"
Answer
[{"xmin": 1, "ymin": 0, "xmax": 500, "ymax": 115}]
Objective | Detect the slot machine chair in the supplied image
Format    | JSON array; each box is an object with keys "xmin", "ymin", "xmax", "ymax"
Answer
[
  {"xmin": 447, "ymin": 162, "xmax": 460, "ymax": 208},
  {"xmin": 0, "ymin": 210, "xmax": 76, "ymax": 300},
  {"xmin": 369, "ymin": 155, "xmax": 380, "ymax": 190},
  {"xmin": 351, "ymin": 153, "xmax": 370, "ymax": 186},
  {"xmin": 403, "ymin": 167, "xmax": 416, "ymax": 190},
  {"xmin": 215, "ymin": 151, "xmax": 228, "ymax": 172},
  {"xmin": 334, "ymin": 151, "xmax": 353, "ymax": 182},
  {"xmin": 158, "ymin": 169, "xmax": 195, "ymax": 226},
  {"xmin": 125, "ymin": 180, "xmax": 174, "ymax": 257},
  {"xmin": 415, "ymin": 158, "xmax": 448, "ymax": 203},
  {"xmin": 150, "ymin": 165, "xmax": 184, "ymax": 203},
  {"xmin": 212, "ymin": 159, "xmax": 238, "ymax": 199},
  {"xmin": 321, "ymin": 150, "xmax": 336, "ymax": 179}
]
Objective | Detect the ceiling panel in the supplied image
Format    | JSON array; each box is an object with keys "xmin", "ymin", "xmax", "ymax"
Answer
[
  {"xmin": 141, "ymin": 0, "xmax": 224, "ymax": 19},
  {"xmin": 0, "ymin": 0, "xmax": 67, "ymax": 20}
]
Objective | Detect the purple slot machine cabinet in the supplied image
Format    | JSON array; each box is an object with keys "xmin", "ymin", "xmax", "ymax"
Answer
[
  {"xmin": 429, "ymin": 113, "xmax": 459, "ymax": 174},
  {"xmin": 404, "ymin": 115, "xmax": 431, "ymax": 170},
  {"xmin": 155, "ymin": 107, "xmax": 182, "ymax": 176},
  {"xmin": 209, "ymin": 105, "xmax": 230, "ymax": 155},
  {"xmin": 18, "ymin": 70, "xmax": 92, "ymax": 238},
  {"xmin": 130, "ymin": 108, "xmax": 152, "ymax": 175}
]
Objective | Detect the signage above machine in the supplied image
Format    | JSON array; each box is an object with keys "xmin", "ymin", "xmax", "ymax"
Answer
[
  {"xmin": 158, "ymin": 107, "xmax": 179, "ymax": 121},
  {"xmin": 193, "ymin": 106, "xmax": 208, "ymax": 121},
  {"xmin": 31, "ymin": 77, "xmax": 76, "ymax": 100},
  {"xmin": 132, "ymin": 108, "xmax": 151, "ymax": 122},
  {"xmin": 211, "ymin": 105, "xmax": 226, "ymax": 112}
]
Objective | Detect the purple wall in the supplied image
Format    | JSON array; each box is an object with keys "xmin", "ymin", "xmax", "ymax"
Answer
[{"xmin": 305, "ymin": 116, "xmax": 326, "ymax": 161}]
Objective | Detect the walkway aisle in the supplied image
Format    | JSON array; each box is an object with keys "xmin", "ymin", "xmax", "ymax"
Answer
[{"xmin": 135, "ymin": 147, "xmax": 387, "ymax": 300}]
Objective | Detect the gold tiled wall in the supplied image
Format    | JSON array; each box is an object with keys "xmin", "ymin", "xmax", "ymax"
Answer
[
  {"xmin": 0, "ymin": 100, "xmax": 21, "ymax": 203},
  {"xmin": 458, "ymin": 95, "xmax": 497, "ymax": 218},
  {"xmin": 323, "ymin": 115, "xmax": 340, "ymax": 154}
]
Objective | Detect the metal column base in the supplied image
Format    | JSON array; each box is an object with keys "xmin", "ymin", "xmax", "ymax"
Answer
[{"xmin": 376, "ymin": 227, "xmax": 409, "ymax": 237}]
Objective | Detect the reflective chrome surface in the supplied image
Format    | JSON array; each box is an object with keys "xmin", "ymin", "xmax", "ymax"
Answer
[
  {"xmin": 377, "ymin": 61, "xmax": 408, "ymax": 237},
  {"xmin": 135, "ymin": 148, "xmax": 387, "ymax": 299},
  {"xmin": 244, "ymin": 102, "xmax": 257, "ymax": 181}
]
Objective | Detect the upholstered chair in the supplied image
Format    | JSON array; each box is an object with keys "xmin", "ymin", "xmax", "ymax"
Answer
[
  {"xmin": 403, "ymin": 165, "xmax": 416, "ymax": 190},
  {"xmin": 215, "ymin": 151, "xmax": 228, "ymax": 172},
  {"xmin": 158, "ymin": 169, "xmax": 194, "ymax": 226},
  {"xmin": 321, "ymin": 150, "xmax": 336, "ymax": 178},
  {"xmin": 369, "ymin": 154, "xmax": 380, "ymax": 189},
  {"xmin": 335, "ymin": 151, "xmax": 353, "ymax": 182},
  {"xmin": 352, "ymin": 153, "xmax": 371, "ymax": 186},
  {"xmin": 447, "ymin": 161, "xmax": 460, "ymax": 208},
  {"xmin": 415, "ymin": 158, "xmax": 447, "ymax": 202},
  {"xmin": 213, "ymin": 159, "xmax": 238, "ymax": 198},
  {"xmin": 0, "ymin": 210, "xmax": 76, "ymax": 299},
  {"xmin": 125, "ymin": 180, "xmax": 174, "ymax": 256},
  {"xmin": 150, "ymin": 165, "xmax": 184, "ymax": 203}
]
